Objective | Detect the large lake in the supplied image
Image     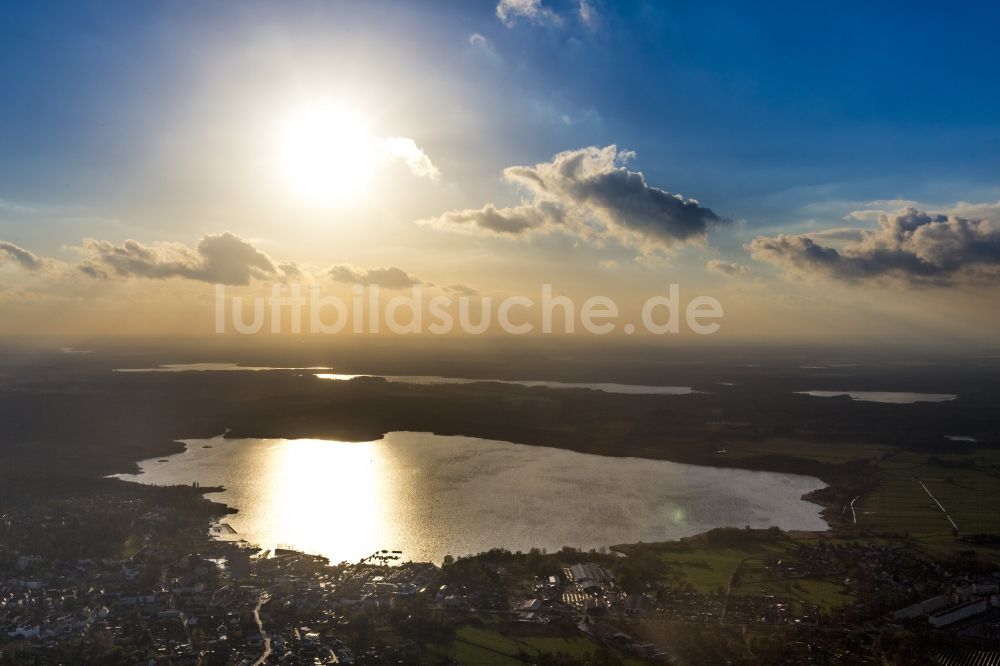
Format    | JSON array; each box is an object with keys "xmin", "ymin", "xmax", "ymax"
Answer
[{"xmin": 118, "ymin": 432, "xmax": 827, "ymax": 564}]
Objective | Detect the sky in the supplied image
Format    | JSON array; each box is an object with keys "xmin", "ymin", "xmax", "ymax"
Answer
[{"xmin": 1, "ymin": 0, "xmax": 999, "ymax": 342}]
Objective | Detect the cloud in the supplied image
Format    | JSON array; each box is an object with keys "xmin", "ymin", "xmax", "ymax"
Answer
[
  {"xmin": 845, "ymin": 199, "xmax": 922, "ymax": 221},
  {"xmin": 443, "ymin": 283, "xmax": 479, "ymax": 296},
  {"xmin": 496, "ymin": 0, "xmax": 596, "ymax": 28},
  {"xmin": 278, "ymin": 262, "xmax": 303, "ymax": 279},
  {"xmin": 706, "ymin": 259, "xmax": 751, "ymax": 276},
  {"xmin": 78, "ymin": 232, "xmax": 277, "ymax": 285},
  {"xmin": 578, "ymin": 0, "xmax": 598, "ymax": 28},
  {"xmin": 469, "ymin": 33, "xmax": 503, "ymax": 65},
  {"xmin": 419, "ymin": 145, "xmax": 724, "ymax": 253},
  {"xmin": 328, "ymin": 265, "xmax": 421, "ymax": 289},
  {"xmin": 0, "ymin": 241, "xmax": 47, "ymax": 271},
  {"xmin": 847, "ymin": 199, "xmax": 1000, "ymax": 224},
  {"xmin": 749, "ymin": 207, "xmax": 1000, "ymax": 286},
  {"xmin": 380, "ymin": 137, "xmax": 440, "ymax": 179},
  {"xmin": 804, "ymin": 227, "xmax": 868, "ymax": 242},
  {"xmin": 496, "ymin": 0, "xmax": 562, "ymax": 27},
  {"xmin": 427, "ymin": 202, "xmax": 565, "ymax": 236}
]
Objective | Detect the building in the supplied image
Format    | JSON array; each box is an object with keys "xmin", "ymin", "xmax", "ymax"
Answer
[{"xmin": 929, "ymin": 599, "xmax": 989, "ymax": 628}]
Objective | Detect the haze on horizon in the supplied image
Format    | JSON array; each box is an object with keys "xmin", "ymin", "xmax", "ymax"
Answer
[{"xmin": 1, "ymin": 0, "xmax": 999, "ymax": 344}]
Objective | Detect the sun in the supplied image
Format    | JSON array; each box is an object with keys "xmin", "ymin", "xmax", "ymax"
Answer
[{"xmin": 277, "ymin": 104, "xmax": 378, "ymax": 206}]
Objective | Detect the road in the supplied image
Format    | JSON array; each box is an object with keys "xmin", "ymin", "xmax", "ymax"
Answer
[
  {"xmin": 918, "ymin": 479, "xmax": 959, "ymax": 531},
  {"xmin": 719, "ymin": 558, "xmax": 748, "ymax": 623},
  {"xmin": 251, "ymin": 592, "xmax": 271, "ymax": 666}
]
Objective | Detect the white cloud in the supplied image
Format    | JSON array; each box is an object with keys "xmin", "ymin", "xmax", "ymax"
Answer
[
  {"xmin": 380, "ymin": 137, "xmax": 440, "ymax": 180},
  {"xmin": 578, "ymin": 0, "xmax": 598, "ymax": 28},
  {"xmin": 496, "ymin": 0, "xmax": 563, "ymax": 27}
]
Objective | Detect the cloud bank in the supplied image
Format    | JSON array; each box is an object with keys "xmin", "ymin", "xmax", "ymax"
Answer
[
  {"xmin": 420, "ymin": 145, "xmax": 724, "ymax": 254},
  {"xmin": 78, "ymin": 232, "xmax": 277, "ymax": 285},
  {"xmin": 750, "ymin": 207, "xmax": 1000, "ymax": 286}
]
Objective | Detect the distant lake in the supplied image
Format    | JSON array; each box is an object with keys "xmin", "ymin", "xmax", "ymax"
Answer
[
  {"xmin": 115, "ymin": 363, "xmax": 332, "ymax": 372},
  {"xmin": 796, "ymin": 390, "xmax": 956, "ymax": 404},
  {"xmin": 316, "ymin": 373, "xmax": 698, "ymax": 395},
  {"xmin": 113, "ymin": 364, "xmax": 698, "ymax": 395},
  {"xmin": 117, "ymin": 432, "xmax": 827, "ymax": 564}
]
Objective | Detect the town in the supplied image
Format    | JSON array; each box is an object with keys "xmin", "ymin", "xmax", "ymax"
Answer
[{"xmin": 2, "ymin": 481, "xmax": 999, "ymax": 665}]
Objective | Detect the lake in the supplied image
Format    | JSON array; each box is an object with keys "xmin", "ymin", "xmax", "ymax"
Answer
[
  {"xmin": 315, "ymin": 373, "xmax": 697, "ymax": 395},
  {"xmin": 117, "ymin": 432, "xmax": 827, "ymax": 564},
  {"xmin": 796, "ymin": 390, "xmax": 956, "ymax": 404},
  {"xmin": 115, "ymin": 363, "xmax": 332, "ymax": 372},
  {"xmin": 114, "ymin": 364, "xmax": 698, "ymax": 395}
]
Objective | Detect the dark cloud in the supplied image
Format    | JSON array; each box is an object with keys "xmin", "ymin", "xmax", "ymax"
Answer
[
  {"xmin": 420, "ymin": 146, "xmax": 724, "ymax": 253},
  {"xmin": 78, "ymin": 232, "xmax": 277, "ymax": 285},
  {"xmin": 0, "ymin": 241, "xmax": 46, "ymax": 271},
  {"xmin": 706, "ymin": 259, "xmax": 751, "ymax": 276},
  {"xmin": 328, "ymin": 265, "xmax": 421, "ymax": 289},
  {"xmin": 749, "ymin": 207, "xmax": 1000, "ymax": 286}
]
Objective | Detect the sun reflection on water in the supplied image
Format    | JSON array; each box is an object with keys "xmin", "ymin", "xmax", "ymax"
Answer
[{"xmin": 256, "ymin": 439, "xmax": 390, "ymax": 561}]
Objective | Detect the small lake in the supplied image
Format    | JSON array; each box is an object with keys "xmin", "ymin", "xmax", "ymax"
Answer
[
  {"xmin": 118, "ymin": 432, "xmax": 827, "ymax": 564},
  {"xmin": 796, "ymin": 390, "xmax": 956, "ymax": 404}
]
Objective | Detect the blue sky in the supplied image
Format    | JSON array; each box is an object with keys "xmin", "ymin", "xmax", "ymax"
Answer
[
  {"xmin": 3, "ymin": 0, "xmax": 999, "ymax": 228},
  {"xmin": 1, "ymin": 1, "xmax": 999, "ymax": 338}
]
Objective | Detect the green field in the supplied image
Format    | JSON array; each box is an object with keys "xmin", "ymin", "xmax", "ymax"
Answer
[
  {"xmin": 656, "ymin": 533, "xmax": 799, "ymax": 593},
  {"xmin": 734, "ymin": 562, "xmax": 854, "ymax": 610},
  {"xmin": 723, "ymin": 438, "xmax": 1000, "ymax": 555},
  {"xmin": 655, "ymin": 531, "xmax": 856, "ymax": 611},
  {"xmin": 857, "ymin": 448, "xmax": 1000, "ymax": 548}
]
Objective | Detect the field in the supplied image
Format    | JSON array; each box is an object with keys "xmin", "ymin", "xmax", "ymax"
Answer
[
  {"xmin": 657, "ymin": 539, "xmax": 793, "ymax": 594},
  {"xmin": 859, "ymin": 448, "xmax": 1000, "ymax": 548},
  {"xmin": 653, "ymin": 530, "xmax": 856, "ymax": 612},
  {"xmin": 723, "ymin": 438, "xmax": 1000, "ymax": 556},
  {"xmin": 733, "ymin": 561, "xmax": 855, "ymax": 610}
]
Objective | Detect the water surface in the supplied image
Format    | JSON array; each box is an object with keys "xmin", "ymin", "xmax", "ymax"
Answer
[
  {"xmin": 316, "ymin": 374, "xmax": 697, "ymax": 395},
  {"xmin": 796, "ymin": 390, "xmax": 956, "ymax": 404},
  {"xmin": 116, "ymin": 363, "xmax": 331, "ymax": 372},
  {"xmin": 118, "ymin": 432, "xmax": 827, "ymax": 563},
  {"xmin": 114, "ymin": 364, "xmax": 697, "ymax": 395}
]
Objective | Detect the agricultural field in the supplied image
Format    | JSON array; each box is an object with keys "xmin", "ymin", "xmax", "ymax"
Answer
[{"xmin": 725, "ymin": 437, "xmax": 1000, "ymax": 556}]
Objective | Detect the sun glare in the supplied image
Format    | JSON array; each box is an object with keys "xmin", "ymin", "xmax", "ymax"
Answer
[{"xmin": 278, "ymin": 104, "xmax": 377, "ymax": 205}]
